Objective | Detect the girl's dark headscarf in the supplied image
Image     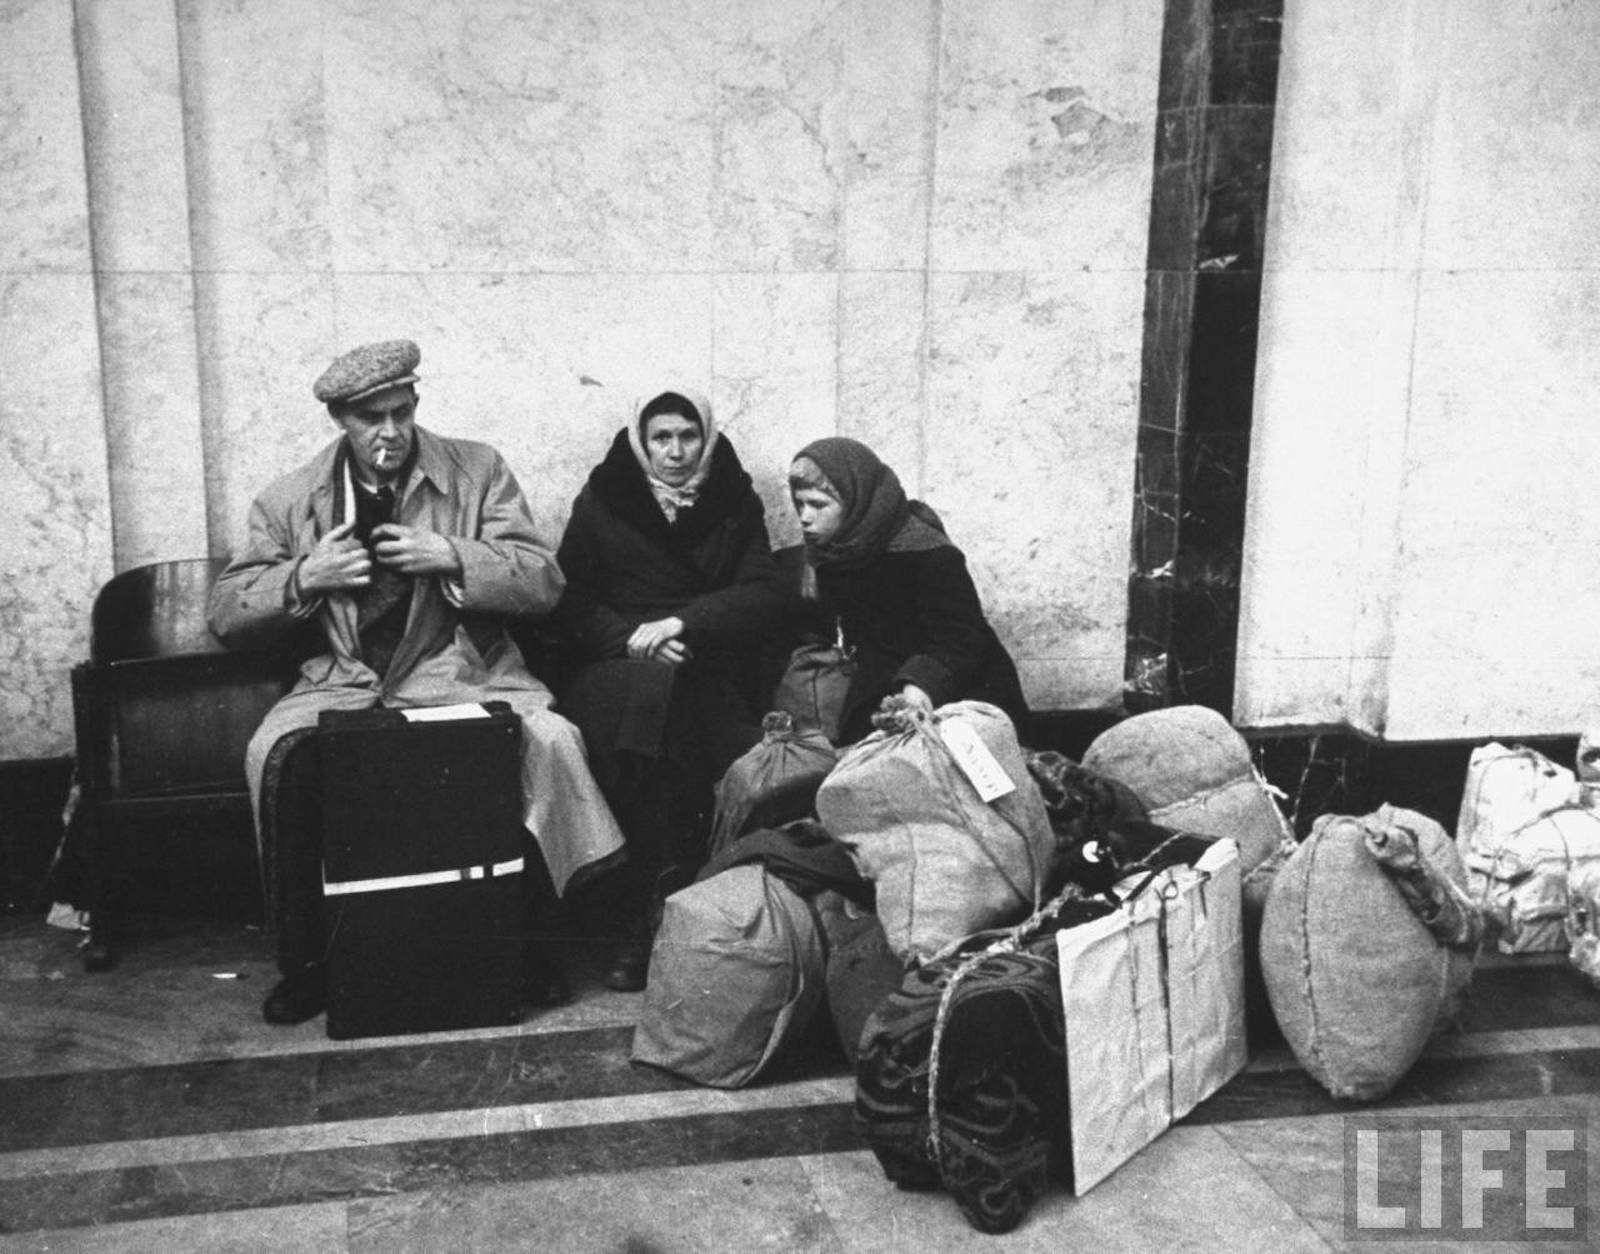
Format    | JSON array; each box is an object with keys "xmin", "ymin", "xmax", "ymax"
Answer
[{"xmin": 789, "ymin": 436, "xmax": 950, "ymax": 571}]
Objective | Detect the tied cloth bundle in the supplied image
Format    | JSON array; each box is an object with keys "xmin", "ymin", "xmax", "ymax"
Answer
[{"xmin": 1364, "ymin": 817, "xmax": 1485, "ymax": 952}]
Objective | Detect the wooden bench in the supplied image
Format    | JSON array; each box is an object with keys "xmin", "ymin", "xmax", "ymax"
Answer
[
  {"xmin": 69, "ymin": 559, "xmax": 303, "ymax": 969},
  {"xmin": 69, "ymin": 550, "xmax": 809, "ymax": 970}
]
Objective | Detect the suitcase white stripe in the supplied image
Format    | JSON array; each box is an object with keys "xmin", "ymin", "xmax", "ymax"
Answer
[{"xmin": 322, "ymin": 856, "xmax": 524, "ymax": 897}]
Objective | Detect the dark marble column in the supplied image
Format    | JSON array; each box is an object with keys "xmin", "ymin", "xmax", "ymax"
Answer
[{"xmin": 1124, "ymin": 0, "xmax": 1283, "ymax": 715}]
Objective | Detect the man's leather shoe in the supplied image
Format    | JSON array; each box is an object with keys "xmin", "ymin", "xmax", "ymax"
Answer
[
  {"xmin": 602, "ymin": 940, "xmax": 650, "ymax": 993},
  {"xmin": 262, "ymin": 967, "xmax": 326, "ymax": 1025}
]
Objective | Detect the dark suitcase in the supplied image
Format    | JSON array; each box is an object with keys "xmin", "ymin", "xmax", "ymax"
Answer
[{"xmin": 317, "ymin": 702, "xmax": 525, "ymax": 1039}]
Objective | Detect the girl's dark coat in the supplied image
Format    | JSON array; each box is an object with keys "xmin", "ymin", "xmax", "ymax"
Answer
[{"xmin": 810, "ymin": 544, "xmax": 1030, "ymax": 746}]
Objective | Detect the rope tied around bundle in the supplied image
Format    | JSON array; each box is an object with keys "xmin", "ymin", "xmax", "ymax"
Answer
[{"xmin": 921, "ymin": 828, "xmax": 1195, "ymax": 1172}]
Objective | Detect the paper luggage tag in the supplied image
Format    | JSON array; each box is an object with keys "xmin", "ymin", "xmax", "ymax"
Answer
[
  {"xmin": 939, "ymin": 718, "xmax": 1015, "ymax": 803},
  {"xmin": 400, "ymin": 702, "xmax": 492, "ymax": 723}
]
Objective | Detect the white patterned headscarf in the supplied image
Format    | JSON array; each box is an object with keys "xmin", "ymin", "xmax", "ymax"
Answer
[{"xmin": 627, "ymin": 387, "xmax": 719, "ymax": 522}]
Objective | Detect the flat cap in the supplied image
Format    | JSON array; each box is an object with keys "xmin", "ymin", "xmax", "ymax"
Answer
[{"xmin": 312, "ymin": 339, "xmax": 421, "ymax": 404}]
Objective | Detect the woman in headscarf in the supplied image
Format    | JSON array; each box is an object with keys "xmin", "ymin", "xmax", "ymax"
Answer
[
  {"xmin": 786, "ymin": 436, "xmax": 1028, "ymax": 746},
  {"xmin": 553, "ymin": 389, "xmax": 786, "ymax": 990}
]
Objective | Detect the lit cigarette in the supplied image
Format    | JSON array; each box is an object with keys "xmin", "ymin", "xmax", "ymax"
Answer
[{"xmin": 375, "ymin": 449, "xmax": 390, "ymax": 468}]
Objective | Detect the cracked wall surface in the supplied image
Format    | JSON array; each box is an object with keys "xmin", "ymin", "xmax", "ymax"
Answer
[{"xmin": 1, "ymin": 0, "xmax": 1164, "ymax": 759}]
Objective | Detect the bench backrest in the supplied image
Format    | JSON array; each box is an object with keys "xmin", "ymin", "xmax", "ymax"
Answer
[{"xmin": 91, "ymin": 558, "xmax": 232, "ymax": 664}]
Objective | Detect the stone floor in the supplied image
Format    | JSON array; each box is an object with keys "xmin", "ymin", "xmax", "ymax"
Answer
[{"xmin": 1, "ymin": 911, "xmax": 1597, "ymax": 1252}]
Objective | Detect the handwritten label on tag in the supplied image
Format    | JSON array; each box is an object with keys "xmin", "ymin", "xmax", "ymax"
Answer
[{"xmin": 940, "ymin": 718, "xmax": 1015, "ymax": 803}]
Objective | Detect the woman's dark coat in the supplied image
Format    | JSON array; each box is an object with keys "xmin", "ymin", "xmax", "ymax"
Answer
[{"xmin": 555, "ymin": 430, "xmax": 785, "ymax": 673}]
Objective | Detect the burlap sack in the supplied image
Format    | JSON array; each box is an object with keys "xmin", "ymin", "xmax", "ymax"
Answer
[
  {"xmin": 816, "ymin": 701, "xmax": 1054, "ymax": 964},
  {"xmin": 709, "ymin": 711, "xmax": 838, "ymax": 858},
  {"xmin": 1260, "ymin": 805, "xmax": 1475, "ymax": 1101},
  {"xmin": 1081, "ymin": 705, "xmax": 1290, "ymax": 873},
  {"xmin": 631, "ymin": 865, "xmax": 825, "ymax": 1088}
]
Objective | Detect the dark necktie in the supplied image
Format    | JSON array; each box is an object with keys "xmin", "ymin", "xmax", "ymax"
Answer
[{"xmin": 352, "ymin": 483, "xmax": 412, "ymax": 678}]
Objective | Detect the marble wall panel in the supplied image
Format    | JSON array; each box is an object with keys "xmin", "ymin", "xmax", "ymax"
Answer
[
  {"xmin": 202, "ymin": 273, "xmax": 339, "ymax": 557},
  {"xmin": 1424, "ymin": 0, "xmax": 1600, "ymax": 272},
  {"xmin": 836, "ymin": 270, "xmax": 926, "ymax": 495},
  {"xmin": 0, "ymin": 0, "xmax": 108, "ymax": 761},
  {"xmin": 1242, "ymin": 0, "xmax": 1600, "ymax": 739},
  {"xmin": 840, "ymin": 174, "xmax": 929, "ymax": 276},
  {"xmin": 0, "ymin": 273, "xmax": 110, "ymax": 760},
  {"xmin": 73, "ymin": 0, "xmax": 194, "ymax": 272},
  {"xmin": 176, "ymin": 0, "xmax": 330, "ymax": 276},
  {"xmin": 932, "ymin": 0, "xmax": 1163, "ymax": 274},
  {"xmin": 711, "ymin": 273, "xmax": 839, "ymax": 544},
  {"xmin": 1236, "ymin": 270, "xmax": 1393, "ymax": 730},
  {"xmin": 321, "ymin": 0, "xmax": 718, "ymax": 275},
  {"xmin": 1382, "ymin": 268, "xmax": 1600, "ymax": 739},
  {"xmin": 173, "ymin": 0, "xmax": 331, "ymax": 549},
  {"xmin": 1, "ymin": 0, "xmax": 92, "ymax": 271},
  {"xmin": 714, "ymin": 0, "xmax": 848, "ymax": 273},
  {"xmin": 93, "ymin": 274, "xmax": 211, "ymax": 565},
  {"xmin": 841, "ymin": 0, "xmax": 936, "ymax": 174},
  {"xmin": 838, "ymin": 0, "xmax": 935, "ymax": 274},
  {"xmin": 75, "ymin": 0, "xmax": 209, "ymax": 567},
  {"xmin": 922, "ymin": 270, "xmax": 1142, "ymax": 709},
  {"xmin": 1260, "ymin": 0, "xmax": 1439, "ymax": 274},
  {"xmin": 1210, "ymin": 0, "xmax": 1284, "ymax": 109},
  {"xmin": 1240, "ymin": 0, "xmax": 1429, "ymax": 734},
  {"xmin": 838, "ymin": 0, "xmax": 934, "ymax": 275},
  {"xmin": 1384, "ymin": 651, "xmax": 1593, "ymax": 745}
]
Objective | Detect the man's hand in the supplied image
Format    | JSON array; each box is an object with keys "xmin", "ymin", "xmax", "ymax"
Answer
[
  {"xmin": 627, "ymin": 616, "xmax": 691, "ymax": 666},
  {"xmin": 371, "ymin": 523, "xmax": 463, "ymax": 577},
  {"xmin": 296, "ymin": 520, "xmax": 372, "ymax": 594},
  {"xmin": 899, "ymin": 682, "xmax": 934, "ymax": 713}
]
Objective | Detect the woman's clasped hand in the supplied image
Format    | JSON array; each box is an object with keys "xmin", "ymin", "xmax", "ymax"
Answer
[{"xmin": 626, "ymin": 615, "xmax": 690, "ymax": 664}]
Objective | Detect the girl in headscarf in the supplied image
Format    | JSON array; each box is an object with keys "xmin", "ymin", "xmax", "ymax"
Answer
[
  {"xmin": 553, "ymin": 389, "xmax": 786, "ymax": 990},
  {"xmin": 787, "ymin": 436, "xmax": 1028, "ymax": 746}
]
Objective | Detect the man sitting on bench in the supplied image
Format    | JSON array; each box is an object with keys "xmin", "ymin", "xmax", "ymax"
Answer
[{"xmin": 208, "ymin": 338, "xmax": 624, "ymax": 1024}]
